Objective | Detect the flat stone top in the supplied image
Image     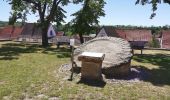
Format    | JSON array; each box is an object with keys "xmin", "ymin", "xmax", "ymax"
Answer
[
  {"xmin": 81, "ymin": 52, "xmax": 105, "ymax": 58},
  {"xmin": 78, "ymin": 52, "xmax": 105, "ymax": 62},
  {"xmin": 74, "ymin": 37, "xmax": 133, "ymax": 68}
]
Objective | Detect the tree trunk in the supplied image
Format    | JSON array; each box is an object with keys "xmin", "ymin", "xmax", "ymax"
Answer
[
  {"xmin": 79, "ymin": 33, "xmax": 84, "ymax": 44},
  {"xmin": 41, "ymin": 23, "xmax": 49, "ymax": 47}
]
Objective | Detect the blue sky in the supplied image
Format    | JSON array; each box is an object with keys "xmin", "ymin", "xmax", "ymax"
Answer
[{"xmin": 0, "ymin": 0, "xmax": 170, "ymax": 26}]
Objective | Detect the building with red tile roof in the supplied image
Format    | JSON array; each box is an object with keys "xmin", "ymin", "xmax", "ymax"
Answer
[
  {"xmin": 20, "ymin": 23, "xmax": 41, "ymax": 38},
  {"xmin": 96, "ymin": 26, "xmax": 118, "ymax": 37},
  {"xmin": 0, "ymin": 28, "xmax": 3, "ymax": 34},
  {"xmin": 0, "ymin": 26, "xmax": 13, "ymax": 40},
  {"xmin": 19, "ymin": 23, "xmax": 57, "ymax": 43},
  {"xmin": 11, "ymin": 27, "xmax": 23, "ymax": 39},
  {"xmin": 115, "ymin": 29, "xmax": 152, "ymax": 42},
  {"xmin": 162, "ymin": 30, "xmax": 170, "ymax": 49},
  {"xmin": 56, "ymin": 31, "xmax": 64, "ymax": 36},
  {"xmin": 115, "ymin": 29, "xmax": 152, "ymax": 49},
  {"xmin": 97, "ymin": 26, "xmax": 152, "ymax": 42},
  {"xmin": 0, "ymin": 25, "xmax": 23, "ymax": 40},
  {"xmin": 97, "ymin": 26, "xmax": 152, "ymax": 49}
]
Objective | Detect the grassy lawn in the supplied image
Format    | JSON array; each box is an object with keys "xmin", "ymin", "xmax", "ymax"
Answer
[{"xmin": 0, "ymin": 41, "xmax": 170, "ymax": 100}]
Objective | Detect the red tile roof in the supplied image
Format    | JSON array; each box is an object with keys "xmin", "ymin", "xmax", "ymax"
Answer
[
  {"xmin": 162, "ymin": 30, "xmax": 170, "ymax": 49},
  {"xmin": 11, "ymin": 27, "xmax": 23, "ymax": 38},
  {"xmin": 0, "ymin": 34, "xmax": 11, "ymax": 40},
  {"xmin": 0, "ymin": 26, "xmax": 13, "ymax": 40},
  {"xmin": 0, "ymin": 28, "xmax": 3, "ymax": 34},
  {"xmin": 115, "ymin": 29, "xmax": 152, "ymax": 42},
  {"xmin": 0, "ymin": 26, "xmax": 23, "ymax": 40},
  {"xmin": 56, "ymin": 31, "xmax": 64, "ymax": 36},
  {"xmin": 0, "ymin": 26, "xmax": 13, "ymax": 34}
]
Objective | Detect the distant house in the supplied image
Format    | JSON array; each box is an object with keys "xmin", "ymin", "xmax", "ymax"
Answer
[
  {"xmin": 96, "ymin": 26, "xmax": 118, "ymax": 37},
  {"xmin": 83, "ymin": 34, "xmax": 96, "ymax": 42},
  {"xmin": 115, "ymin": 29, "xmax": 152, "ymax": 49},
  {"xmin": 56, "ymin": 31, "xmax": 65, "ymax": 36},
  {"xmin": 20, "ymin": 23, "xmax": 57, "ymax": 41},
  {"xmin": 115, "ymin": 29, "xmax": 152, "ymax": 42},
  {"xmin": 70, "ymin": 33, "xmax": 96, "ymax": 43},
  {"xmin": 19, "ymin": 23, "xmax": 44, "ymax": 42},
  {"xmin": 0, "ymin": 25, "xmax": 23, "ymax": 40},
  {"xmin": 56, "ymin": 34, "xmax": 81, "ymax": 47},
  {"xmin": 11, "ymin": 27, "xmax": 23, "ymax": 39},
  {"xmin": 20, "ymin": 23, "xmax": 41, "ymax": 38},
  {"xmin": 97, "ymin": 26, "xmax": 152, "ymax": 49},
  {"xmin": 161, "ymin": 30, "xmax": 170, "ymax": 49},
  {"xmin": 0, "ymin": 26, "xmax": 12, "ymax": 40},
  {"xmin": 0, "ymin": 28, "xmax": 3, "ymax": 34},
  {"xmin": 97, "ymin": 26, "xmax": 152, "ymax": 41},
  {"xmin": 96, "ymin": 28, "xmax": 108, "ymax": 37}
]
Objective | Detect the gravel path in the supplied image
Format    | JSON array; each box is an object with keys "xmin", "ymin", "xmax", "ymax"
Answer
[{"xmin": 59, "ymin": 63, "xmax": 150, "ymax": 84}]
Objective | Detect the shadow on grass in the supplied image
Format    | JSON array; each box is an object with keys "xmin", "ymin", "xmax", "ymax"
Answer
[
  {"xmin": 104, "ymin": 67, "xmax": 150, "ymax": 81},
  {"xmin": 103, "ymin": 54, "xmax": 170, "ymax": 86},
  {"xmin": 57, "ymin": 53, "xmax": 71, "ymax": 58},
  {"xmin": 77, "ymin": 78, "xmax": 106, "ymax": 88},
  {"xmin": 0, "ymin": 42, "xmax": 71, "ymax": 60},
  {"xmin": 133, "ymin": 54, "xmax": 170, "ymax": 86}
]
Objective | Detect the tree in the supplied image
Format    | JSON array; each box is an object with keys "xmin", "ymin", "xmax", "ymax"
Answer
[
  {"xmin": 71, "ymin": 0, "xmax": 105, "ymax": 43},
  {"xmin": 6, "ymin": 0, "xmax": 81, "ymax": 47},
  {"xmin": 135, "ymin": 0, "xmax": 170, "ymax": 19},
  {"xmin": 149, "ymin": 36, "xmax": 160, "ymax": 48}
]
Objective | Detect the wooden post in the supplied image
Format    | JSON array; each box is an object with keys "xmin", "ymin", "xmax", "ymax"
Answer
[
  {"xmin": 69, "ymin": 46, "xmax": 74, "ymax": 81},
  {"xmin": 132, "ymin": 49, "xmax": 134, "ymax": 55},
  {"xmin": 68, "ymin": 39, "xmax": 75, "ymax": 81},
  {"xmin": 57, "ymin": 42, "xmax": 60, "ymax": 48},
  {"xmin": 22, "ymin": 37, "xmax": 27, "ymax": 48}
]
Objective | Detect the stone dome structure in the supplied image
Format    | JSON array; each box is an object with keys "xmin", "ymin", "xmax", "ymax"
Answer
[{"xmin": 73, "ymin": 37, "xmax": 133, "ymax": 77}]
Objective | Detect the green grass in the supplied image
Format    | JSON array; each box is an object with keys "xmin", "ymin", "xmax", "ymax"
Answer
[
  {"xmin": 0, "ymin": 41, "xmax": 170, "ymax": 100},
  {"xmin": 133, "ymin": 50, "xmax": 170, "ymax": 86}
]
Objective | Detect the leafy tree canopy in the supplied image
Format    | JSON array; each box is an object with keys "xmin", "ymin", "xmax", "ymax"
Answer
[
  {"xmin": 136, "ymin": 0, "xmax": 170, "ymax": 19},
  {"xmin": 5, "ymin": 0, "xmax": 82, "ymax": 46},
  {"xmin": 71, "ymin": 0, "xmax": 105, "ymax": 43}
]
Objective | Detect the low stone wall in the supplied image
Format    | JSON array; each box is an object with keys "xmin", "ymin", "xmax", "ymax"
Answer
[
  {"xmin": 102, "ymin": 61, "xmax": 131, "ymax": 77},
  {"xmin": 73, "ymin": 61, "xmax": 131, "ymax": 77}
]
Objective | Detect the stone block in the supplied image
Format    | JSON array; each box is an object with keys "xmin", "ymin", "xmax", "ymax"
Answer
[{"xmin": 78, "ymin": 52, "xmax": 105, "ymax": 80}]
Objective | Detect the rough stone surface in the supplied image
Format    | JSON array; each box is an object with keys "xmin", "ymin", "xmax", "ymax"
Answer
[
  {"xmin": 81, "ymin": 61, "xmax": 102, "ymax": 80},
  {"xmin": 73, "ymin": 37, "xmax": 133, "ymax": 76},
  {"xmin": 78, "ymin": 52, "xmax": 105, "ymax": 80}
]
